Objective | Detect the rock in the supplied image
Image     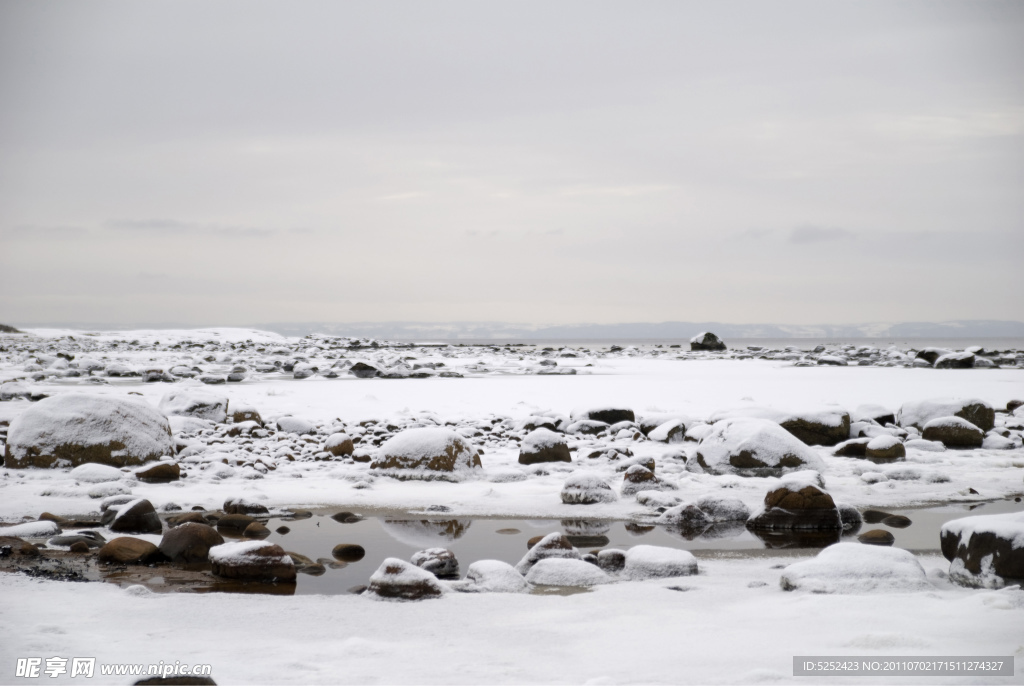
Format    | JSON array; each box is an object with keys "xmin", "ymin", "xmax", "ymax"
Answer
[
  {"xmin": 648, "ymin": 419, "xmax": 687, "ymax": 443},
  {"xmin": 365, "ymin": 558, "xmax": 445, "ymax": 600},
  {"xmin": 5, "ymin": 394, "xmax": 174, "ymax": 469},
  {"xmin": 136, "ymin": 462, "xmax": 181, "ymax": 483},
  {"xmin": 858, "ymin": 529, "xmax": 895, "ymax": 546},
  {"xmin": 109, "ymin": 499, "xmax": 162, "ymax": 534},
  {"xmin": 865, "ymin": 435, "xmax": 906, "ymax": 460},
  {"xmin": 242, "ymin": 521, "xmax": 270, "ymax": 539},
  {"xmin": 915, "ymin": 347, "xmax": 953, "ymax": 365},
  {"xmin": 518, "ymin": 428, "xmax": 571, "ymax": 465},
  {"xmin": 332, "ymin": 544, "xmax": 366, "ymax": 561},
  {"xmin": 897, "ymin": 398, "xmax": 995, "ymax": 432},
  {"xmin": 621, "ymin": 464, "xmax": 676, "ymax": 496},
  {"xmin": 570, "ymin": 407, "xmax": 636, "ymax": 425},
  {"xmin": 0, "ymin": 536, "xmax": 40, "ymax": 557},
  {"xmin": 1007, "ymin": 399, "xmax": 1023, "ymax": 413},
  {"xmin": 453, "ymin": 560, "xmax": 529, "ymax": 593},
  {"xmin": 922, "ymin": 416, "xmax": 984, "ymax": 448},
  {"xmin": 158, "ymin": 390, "xmax": 228, "ymax": 423},
  {"xmin": 560, "ymin": 472, "xmax": 618, "ymax": 504},
  {"xmin": 223, "ymin": 497, "xmax": 270, "ymax": 516},
  {"xmin": 853, "ymin": 404, "xmax": 896, "ymax": 426},
  {"xmin": 276, "ymin": 417, "xmax": 316, "ymax": 435},
  {"xmin": 596, "ymin": 549, "xmax": 626, "ymax": 573},
  {"xmin": 622, "ymin": 545, "xmax": 698, "ymax": 579},
  {"xmin": 411, "ymin": 547, "xmax": 459, "ymax": 577},
  {"xmin": 934, "ymin": 352, "xmax": 975, "ymax": 369},
  {"xmin": 778, "ymin": 412, "xmax": 850, "ymax": 447},
  {"xmin": 285, "ymin": 551, "xmax": 326, "ymax": 576},
  {"xmin": 371, "ymin": 428, "xmax": 481, "ymax": 481},
  {"xmin": 70, "ymin": 462, "xmax": 124, "ymax": 483},
  {"xmin": 515, "ymin": 532, "xmax": 581, "ymax": 574},
  {"xmin": 48, "ymin": 532, "xmax": 105, "ymax": 549},
  {"xmin": 525, "ymin": 558, "xmax": 612, "ymax": 586},
  {"xmin": 747, "ymin": 482, "xmax": 842, "ymax": 531},
  {"xmin": 695, "ymin": 418, "xmax": 825, "ymax": 476},
  {"xmin": 69, "ymin": 541, "xmax": 90, "ymax": 553},
  {"xmin": 167, "ymin": 512, "xmax": 208, "ymax": 527},
  {"xmin": 832, "ymin": 438, "xmax": 871, "ymax": 458},
  {"xmin": 98, "ymin": 537, "xmax": 163, "ymax": 564},
  {"xmin": 862, "ymin": 509, "xmax": 895, "ymax": 524},
  {"xmin": 349, "ymin": 362, "xmax": 380, "ymax": 378},
  {"xmin": 216, "ymin": 514, "xmax": 256, "ymax": 536},
  {"xmin": 158, "ymin": 523, "xmax": 224, "ymax": 562},
  {"xmin": 883, "ymin": 515, "xmax": 911, "ymax": 528},
  {"xmin": 690, "ymin": 331, "xmax": 726, "ymax": 351},
  {"xmin": 941, "ymin": 511, "xmax": 1024, "ymax": 587},
  {"xmin": 837, "ymin": 504, "xmax": 863, "ymax": 532},
  {"xmin": 780, "ymin": 543, "xmax": 929, "ymax": 592},
  {"xmin": 324, "ymin": 433, "xmax": 355, "ymax": 457},
  {"xmin": 209, "ymin": 541, "xmax": 296, "ymax": 581},
  {"xmin": 230, "ymin": 405, "xmax": 262, "ymax": 424}
]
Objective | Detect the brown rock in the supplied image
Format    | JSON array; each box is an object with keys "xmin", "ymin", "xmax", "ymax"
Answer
[
  {"xmin": 216, "ymin": 513, "xmax": 256, "ymax": 536},
  {"xmin": 69, "ymin": 541, "xmax": 90, "ymax": 553},
  {"xmin": 242, "ymin": 521, "xmax": 271, "ymax": 539},
  {"xmin": 858, "ymin": 529, "xmax": 895, "ymax": 546},
  {"xmin": 158, "ymin": 523, "xmax": 224, "ymax": 563},
  {"xmin": 0, "ymin": 536, "xmax": 40, "ymax": 556},
  {"xmin": 779, "ymin": 413, "xmax": 851, "ymax": 447},
  {"xmin": 210, "ymin": 541, "xmax": 296, "ymax": 582},
  {"xmin": 108, "ymin": 499, "xmax": 162, "ymax": 534},
  {"xmin": 747, "ymin": 484, "xmax": 843, "ymax": 531},
  {"xmin": 136, "ymin": 462, "xmax": 180, "ymax": 483},
  {"xmin": 365, "ymin": 558, "xmax": 444, "ymax": 601},
  {"xmin": 167, "ymin": 512, "xmax": 208, "ymax": 527},
  {"xmin": 332, "ymin": 543, "xmax": 366, "ymax": 561},
  {"xmin": 98, "ymin": 537, "xmax": 163, "ymax": 564}
]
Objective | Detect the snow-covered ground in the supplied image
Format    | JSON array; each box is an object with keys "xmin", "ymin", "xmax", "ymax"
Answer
[{"xmin": 1, "ymin": 329, "xmax": 1022, "ymax": 684}]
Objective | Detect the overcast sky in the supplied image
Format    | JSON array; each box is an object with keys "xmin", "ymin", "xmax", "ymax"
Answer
[{"xmin": 1, "ymin": 1, "xmax": 1022, "ymax": 327}]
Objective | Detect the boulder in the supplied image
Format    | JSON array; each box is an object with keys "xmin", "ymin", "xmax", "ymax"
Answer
[
  {"xmin": 570, "ymin": 407, "xmax": 636, "ymax": 425},
  {"xmin": 747, "ymin": 481, "xmax": 842, "ymax": 531},
  {"xmin": 515, "ymin": 532, "xmax": 581, "ymax": 575},
  {"xmin": 411, "ymin": 547, "xmax": 459, "ymax": 577},
  {"xmin": 915, "ymin": 347, "xmax": 953, "ymax": 365},
  {"xmin": 216, "ymin": 514, "xmax": 256, "ymax": 536},
  {"xmin": 853, "ymin": 404, "xmax": 896, "ymax": 426},
  {"xmin": 365, "ymin": 558, "xmax": 444, "ymax": 600},
  {"xmin": 941, "ymin": 511, "xmax": 1024, "ymax": 587},
  {"xmin": 621, "ymin": 464, "xmax": 676, "ymax": 496},
  {"xmin": 5, "ymin": 394, "xmax": 174, "ymax": 469},
  {"xmin": 922, "ymin": 417, "xmax": 984, "ymax": 448},
  {"xmin": 108, "ymin": 499, "xmax": 162, "ymax": 534},
  {"xmin": 648, "ymin": 419, "xmax": 687, "ymax": 443},
  {"xmin": 243, "ymin": 521, "xmax": 271, "ymax": 539},
  {"xmin": 276, "ymin": 417, "xmax": 316, "ymax": 435},
  {"xmin": 324, "ymin": 433, "xmax": 355, "ymax": 457},
  {"xmin": 694, "ymin": 418, "xmax": 825, "ymax": 476},
  {"xmin": 230, "ymin": 405, "xmax": 262, "ymax": 424},
  {"xmin": 780, "ymin": 543, "xmax": 930, "ymax": 593},
  {"xmin": 864, "ymin": 435, "xmax": 905, "ymax": 460},
  {"xmin": 223, "ymin": 497, "xmax": 270, "ymax": 516},
  {"xmin": 0, "ymin": 536, "xmax": 40, "ymax": 557},
  {"xmin": 690, "ymin": 331, "xmax": 726, "ymax": 351},
  {"xmin": 832, "ymin": 438, "xmax": 871, "ymax": 458},
  {"xmin": 518, "ymin": 428, "xmax": 571, "ymax": 465},
  {"xmin": 209, "ymin": 541, "xmax": 296, "ymax": 581},
  {"xmin": 158, "ymin": 523, "xmax": 224, "ymax": 562},
  {"xmin": 349, "ymin": 362, "xmax": 380, "ymax": 378},
  {"xmin": 371, "ymin": 428, "xmax": 481, "ymax": 481},
  {"xmin": 70, "ymin": 462, "xmax": 124, "ymax": 483},
  {"xmin": 858, "ymin": 529, "xmax": 895, "ymax": 546},
  {"xmin": 453, "ymin": 560, "xmax": 529, "ymax": 593},
  {"xmin": 934, "ymin": 352, "xmax": 975, "ymax": 369},
  {"xmin": 778, "ymin": 412, "xmax": 850, "ymax": 447},
  {"xmin": 98, "ymin": 537, "xmax": 163, "ymax": 564},
  {"xmin": 158, "ymin": 390, "xmax": 228, "ymax": 423},
  {"xmin": 560, "ymin": 472, "xmax": 618, "ymax": 504},
  {"xmin": 332, "ymin": 544, "xmax": 366, "ymax": 561},
  {"xmin": 622, "ymin": 545, "xmax": 698, "ymax": 579},
  {"xmin": 897, "ymin": 398, "xmax": 995, "ymax": 432},
  {"xmin": 526, "ymin": 558, "xmax": 612, "ymax": 586},
  {"xmin": 596, "ymin": 549, "xmax": 626, "ymax": 573}
]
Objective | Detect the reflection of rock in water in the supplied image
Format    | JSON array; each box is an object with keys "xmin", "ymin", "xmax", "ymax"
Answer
[
  {"xmin": 749, "ymin": 528, "xmax": 841, "ymax": 549},
  {"xmin": 560, "ymin": 520, "xmax": 611, "ymax": 536},
  {"xmin": 659, "ymin": 520, "xmax": 747, "ymax": 542},
  {"xmin": 381, "ymin": 519, "xmax": 470, "ymax": 547},
  {"xmin": 625, "ymin": 523, "xmax": 655, "ymax": 536}
]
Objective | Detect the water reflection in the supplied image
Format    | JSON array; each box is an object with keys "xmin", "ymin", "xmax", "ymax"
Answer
[{"xmin": 380, "ymin": 519, "xmax": 471, "ymax": 547}]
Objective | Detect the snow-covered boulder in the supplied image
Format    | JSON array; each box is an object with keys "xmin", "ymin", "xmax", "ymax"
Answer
[
  {"xmin": 780, "ymin": 543, "xmax": 930, "ymax": 593},
  {"xmin": 621, "ymin": 464, "xmax": 677, "ymax": 496},
  {"xmin": 864, "ymin": 435, "xmax": 905, "ymax": 460},
  {"xmin": 365, "ymin": 558, "xmax": 445, "ymax": 600},
  {"xmin": 324, "ymin": 433, "xmax": 355, "ymax": 457},
  {"xmin": 711, "ymin": 406, "xmax": 851, "ymax": 447},
  {"xmin": 454, "ymin": 560, "xmax": 529, "ymax": 593},
  {"xmin": 4, "ymin": 394, "xmax": 174, "ymax": 469},
  {"xmin": 515, "ymin": 532, "xmax": 581, "ymax": 574},
  {"xmin": 209, "ymin": 540, "xmax": 296, "ymax": 582},
  {"xmin": 518, "ymin": 428, "xmax": 571, "ymax": 465},
  {"xmin": 525, "ymin": 558, "xmax": 612, "ymax": 587},
  {"xmin": 0, "ymin": 520, "xmax": 61, "ymax": 538},
  {"xmin": 276, "ymin": 416, "xmax": 316, "ymax": 435},
  {"xmin": 570, "ymin": 407, "xmax": 635, "ymax": 425},
  {"xmin": 694, "ymin": 417, "xmax": 825, "ymax": 476},
  {"xmin": 690, "ymin": 331, "xmax": 726, "ymax": 351},
  {"xmin": 941, "ymin": 511, "xmax": 1024, "ymax": 588},
  {"xmin": 561, "ymin": 472, "xmax": 618, "ymax": 504},
  {"xmin": 648, "ymin": 418, "xmax": 687, "ymax": 443},
  {"xmin": 747, "ymin": 480, "xmax": 842, "ymax": 531},
  {"xmin": 158, "ymin": 389, "xmax": 228, "ymax": 423},
  {"xmin": 921, "ymin": 416, "xmax": 984, "ymax": 448},
  {"xmin": 623, "ymin": 545, "xmax": 698, "ymax": 580},
  {"xmin": 411, "ymin": 548, "xmax": 459, "ymax": 577},
  {"xmin": 897, "ymin": 398, "xmax": 995, "ymax": 432},
  {"xmin": 935, "ymin": 352, "xmax": 975, "ymax": 369},
  {"xmin": 371, "ymin": 428, "xmax": 481, "ymax": 481},
  {"xmin": 70, "ymin": 462, "xmax": 124, "ymax": 483}
]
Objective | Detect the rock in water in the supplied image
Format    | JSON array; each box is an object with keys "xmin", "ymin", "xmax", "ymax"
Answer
[
  {"xmin": 209, "ymin": 541, "xmax": 296, "ymax": 581},
  {"xmin": 158, "ymin": 389, "xmax": 229, "ymax": 423},
  {"xmin": 4, "ymin": 394, "xmax": 174, "ymax": 469},
  {"xmin": 158, "ymin": 523, "xmax": 225, "ymax": 562},
  {"xmin": 690, "ymin": 331, "xmax": 726, "ymax": 351},
  {"xmin": 515, "ymin": 532, "xmax": 581, "ymax": 574},
  {"xmin": 622, "ymin": 545, "xmax": 698, "ymax": 579},
  {"xmin": 694, "ymin": 418, "xmax": 824, "ymax": 476},
  {"xmin": 108, "ymin": 499, "xmax": 163, "ymax": 534},
  {"xmin": 518, "ymin": 428, "xmax": 571, "ymax": 465},
  {"xmin": 525, "ymin": 558, "xmax": 612, "ymax": 586},
  {"xmin": 747, "ymin": 480, "xmax": 843, "ymax": 531},
  {"xmin": 411, "ymin": 548, "xmax": 459, "ymax": 577},
  {"xmin": 941, "ymin": 511, "xmax": 1024, "ymax": 588},
  {"xmin": 453, "ymin": 560, "xmax": 529, "ymax": 593},
  {"xmin": 365, "ymin": 558, "xmax": 445, "ymax": 600},
  {"xmin": 98, "ymin": 537, "xmax": 163, "ymax": 564},
  {"xmin": 371, "ymin": 428, "xmax": 481, "ymax": 481}
]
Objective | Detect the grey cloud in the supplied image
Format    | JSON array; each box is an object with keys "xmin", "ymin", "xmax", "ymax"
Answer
[{"xmin": 789, "ymin": 226, "xmax": 856, "ymax": 244}]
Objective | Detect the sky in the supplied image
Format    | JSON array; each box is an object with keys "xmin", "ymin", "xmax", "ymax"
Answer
[{"xmin": 1, "ymin": 0, "xmax": 1022, "ymax": 328}]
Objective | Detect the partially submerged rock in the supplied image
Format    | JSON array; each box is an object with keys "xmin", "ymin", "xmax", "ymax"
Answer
[
  {"xmin": 411, "ymin": 547, "xmax": 459, "ymax": 577},
  {"xmin": 515, "ymin": 532, "xmax": 581, "ymax": 575},
  {"xmin": 158, "ymin": 523, "xmax": 225, "ymax": 563},
  {"xmin": 371, "ymin": 428, "xmax": 481, "ymax": 481},
  {"xmin": 941, "ymin": 511, "xmax": 1024, "ymax": 588},
  {"xmin": 108, "ymin": 499, "xmax": 163, "ymax": 534},
  {"xmin": 622, "ymin": 545, "xmax": 697, "ymax": 579},
  {"xmin": 98, "ymin": 537, "xmax": 163, "ymax": 564},
  {"xmin": 747, "ymin": 480, "xmax": 842, "ymax": 531},
  {"xmin": 525, "ymin": 558, "xmax": 612, "ymax": 587},
  {"xmin": 453, "ymin": 560, "xmax": 529, "ymax": 593},
  {"xmin": 365, "ymin": 558, "xmax": 445, "ymax": 600},
  {"xmin": 209, "ymin": 541, "xmax": 296, "ymax": 581},
  {"xmin": 780, "ymin": 543, "xmax": 930, "ymax": 593},
  {"xmin": 5, "ymin": 394, "xmax": 174, "ymax": 469}
]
